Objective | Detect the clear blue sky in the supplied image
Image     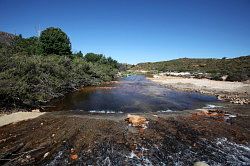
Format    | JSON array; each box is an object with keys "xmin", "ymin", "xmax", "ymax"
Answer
[{"xmin": 1, "ymin": 0, "xmax": 250, "ymax": 64}]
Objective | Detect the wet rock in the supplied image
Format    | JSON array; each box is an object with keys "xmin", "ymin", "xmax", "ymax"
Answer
[
  {"xmin": 70, "ymin": 154, "xmax": 78, "ymax": 160},
  {"xmin": 193, "ymin": 161, "xmax": 209, "ymax": 166},
  {"xmin": 70, "ymin": 148, "xmax": 78, "ymax": 160},
  {"xmin": 125, "ymin": 114, "xmax": 147, "ymax": 127}
]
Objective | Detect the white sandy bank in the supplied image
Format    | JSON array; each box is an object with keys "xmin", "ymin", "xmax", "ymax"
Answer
[
  {"xmin": 148, "ymin": 76, "xmax": 250, "ymax": 104},
  {"xmin": 149, "ymin": 76, "xmax": 250, "ymax": 94},
  {"xmin": 0, "ymin": 111, "xmax": 45, "ymax": 127}
]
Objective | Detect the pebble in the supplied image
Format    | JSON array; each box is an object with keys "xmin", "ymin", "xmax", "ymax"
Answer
[
  {"xmin": 43, "ymin": 152, "xmax": 50, "ymax": 158},
  {"xmin": 193, "ymin": 161, "xmax": 209, "ymax": 166},
  {"xmin": 26, "ymin": 155, "xmax": 31, "ymax": 159},
  {"xmin": 70, "ymin": 154, "xmax": 78, "ymax": 160}
]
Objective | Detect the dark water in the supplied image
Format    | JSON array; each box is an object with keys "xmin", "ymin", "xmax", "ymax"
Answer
[{"xmin": 48, "ymin": 75, "xmax": 218, "ymax": 113}]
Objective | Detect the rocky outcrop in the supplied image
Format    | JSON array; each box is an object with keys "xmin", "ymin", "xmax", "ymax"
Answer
[{"xmin": 0, "ymin": 31, "xmax": 16, "ymax": 46}]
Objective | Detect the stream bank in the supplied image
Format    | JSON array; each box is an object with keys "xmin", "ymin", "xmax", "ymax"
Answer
[{"xmin": 148, "ymin": 75, "xmax": 250, "ymax": 105}]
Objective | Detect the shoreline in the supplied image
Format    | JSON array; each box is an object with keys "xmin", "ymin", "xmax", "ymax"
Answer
[
  {"xmin": 0, "ymin": 111, "xmax": 45, "ymax": 127},
  {"xmin": 148, "ymin": 75, "xmax": 250, "ymax": 105}
]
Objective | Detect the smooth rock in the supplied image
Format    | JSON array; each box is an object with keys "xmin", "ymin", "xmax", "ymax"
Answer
[
  {"xmin": 193, "ymin": 161, "xmax": 209, "ymax": 166},
  {"xmin": 43, "ymin": 152, "xmax": 50, "ymax": 158}
]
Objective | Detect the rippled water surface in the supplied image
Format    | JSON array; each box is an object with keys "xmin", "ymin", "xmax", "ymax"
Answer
[{"xmin": 49, "ymin": 75, "xmax": 218, "ymax": 112}]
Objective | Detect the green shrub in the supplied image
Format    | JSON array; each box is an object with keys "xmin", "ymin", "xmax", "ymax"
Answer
[
  {"xmin": 13, "ymin": 36, "xmax": 43, "ymax": 55},
  {"xmin": 133, "ymin": 56, "xmax": 250, "ymax": 81},
  {"xmin": 0, "ymin": 30, "xmax": 119, "ymax": 108},
  {"xmin": 0, "ymin": 53, "xmax": 118, "ymax": 108}
]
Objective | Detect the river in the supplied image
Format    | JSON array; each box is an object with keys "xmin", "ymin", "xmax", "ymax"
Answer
[{"xmin": 48, "ymin": 75, "xmax": 219, "ymax": 113}]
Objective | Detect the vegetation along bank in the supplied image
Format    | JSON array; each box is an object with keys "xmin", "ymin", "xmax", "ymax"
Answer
[{"xmin": 0, "ymin": 28, "xmax": 120, "ymax": 109}]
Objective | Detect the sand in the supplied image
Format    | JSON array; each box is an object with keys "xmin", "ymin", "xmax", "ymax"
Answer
[
  {"xmin": 0, "ymin": 111, "xmax": 45, "ymax": 127},
  {"xmin": 149, "ymin": 76, "xmax": 249, "ymax": 93}
]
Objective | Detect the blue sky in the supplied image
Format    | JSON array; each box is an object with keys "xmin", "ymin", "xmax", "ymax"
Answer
[{"xmin": 1, "ymin": 0, "xmax": 250, "ymax": 64}]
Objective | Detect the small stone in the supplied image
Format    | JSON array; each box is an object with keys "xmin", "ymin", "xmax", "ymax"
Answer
[
  {"xmin": 193, "ymin": 161, "xmax": 209, "ymax": 166},
  {"xmin": 71, "ymin": 148, "xmax": 75, "ymax": 153},
  {"xmin": 52, "ymin": 134, "xmax": 55, "ymax": 137},
  {"xmin": 70, "ymin": 154, "xmax": 78, "ymax": 160},
  {"xmin": 26, "ymin": 155, "xmax": 31, "ymax": 159},
  {"xmin": 43, "ymin": 152, "xmax": 49, "ymax": 158},
  {"xmin": 40, "ymin": 122, "xmax": 43, "ymax": 126}
]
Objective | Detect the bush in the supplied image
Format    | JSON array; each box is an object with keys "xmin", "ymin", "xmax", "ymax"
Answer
[
  {"xmin": 0, "ymin": 29, "xmax": 119, "ymax": 108},
  {"xmin": 210, "ymin": 73, "xmax": 223, "ymax": 81},
  {"xmin": 13, "ymin": 36, "xmax": 43, "ymax": 55},
  {"xmin": 226, "ymin": 72, "xmax": 248, "ymax": 82},
  {"xmin": 0, "ymin": 52, "xmax": 118, "ymax": 108},
  {"xmin": 133, "ymin": 56, "xmax": 250, "ymax": 81}
]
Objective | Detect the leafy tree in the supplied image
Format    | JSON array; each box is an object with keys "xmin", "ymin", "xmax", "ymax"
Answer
[
  {"xmin": 84, "ymin": 53, "xmax": 103, "ymax": 62},
  {"xmin": 40, "ymin": 27, "xmax": 72, "ymax": 55}
]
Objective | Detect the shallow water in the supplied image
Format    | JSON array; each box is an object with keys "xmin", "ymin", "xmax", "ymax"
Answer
[{"xmin": 48, "ymin": 75, "xmax": 218, "ymax": 113}]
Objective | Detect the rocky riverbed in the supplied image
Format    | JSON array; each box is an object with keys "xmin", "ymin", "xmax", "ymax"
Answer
[{"xmin": 0, "ymin": 103, "xmax": 249, "ymax": 165}]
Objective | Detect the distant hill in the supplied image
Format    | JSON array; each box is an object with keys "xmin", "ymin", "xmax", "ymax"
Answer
[
  {"xmin": 0, "ymin": 31, "xmax": 16, "ymax": 46},
  {"xmin": 133, "ymin": 56, "xmax": 250, "ymax": 81}
]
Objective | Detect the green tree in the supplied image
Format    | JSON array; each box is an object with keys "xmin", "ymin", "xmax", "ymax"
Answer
[
  {"xmin": 40, "ymin": 27, "xmax": 72, "ymax": 55},
  {"xmin": 84, "ymin": 53, "xmax": 103, "ymax": 62}
]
